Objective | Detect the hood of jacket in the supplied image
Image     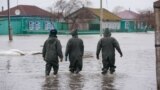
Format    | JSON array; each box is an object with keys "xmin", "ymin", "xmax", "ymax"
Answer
[{"xmin": 103, "ymin": 28, "xmax": 111, "ymax": 37}]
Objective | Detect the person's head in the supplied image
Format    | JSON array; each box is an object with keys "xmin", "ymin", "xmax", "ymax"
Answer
[
  {"xmin": 71, "ymin": 29, "xmax": 78, "ymax": 37},
  {"xmin": 103, "ymin": 28, "xmax": 111, "ymax": 37},
  {"xmin": 49, "ymin": 29, "xmax": 57, "ymax": 37}
]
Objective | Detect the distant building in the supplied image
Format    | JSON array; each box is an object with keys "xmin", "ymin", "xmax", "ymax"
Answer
[
  {"xmin": 0, "ymin": 5, "xmax": 68, "ymax": 35},
  {"xmin": 117, "ymin": 10, "xmax": 146, "ymax": 32},
  {"xmin": 65, "ymin": 7, "xmax": 121, "ymax": 32}
]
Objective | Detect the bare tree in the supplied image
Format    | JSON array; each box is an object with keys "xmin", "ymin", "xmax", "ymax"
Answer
[
  {"xmin": 54, "ymin": 0, "xmax": 67, "ymax": 14},
  {"xmin": 56, "ymin": 0, "xmax": 91, "ymax": 16},
  {"xmin": 65, "ymin": 0, "xmax": 82, "ymax": 16},
  {"xmin": 48, "ymin": 0, "xmax": 91, "ymax": 18},
  {"xmin": 65, "ymin": 0, "xmax": 92, "ymax": 30},
  {"xmin": 112, "ymin": 6, "xmax": 125, "ymax": 14},
  {"xmin": 137, "ymin": 8, "xmax": 155, "ymax": 30},
  {"xmin": 48, "ymin": 0, "xmax": 92, "ymax": 31}
]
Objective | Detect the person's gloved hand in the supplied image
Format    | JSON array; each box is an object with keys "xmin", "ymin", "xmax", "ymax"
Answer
[
  {"xmin": 120, "ymin": 53, "xmax": 123, "ymax": 57},
  {"xmin": 96, "ymin": 55, "xmax": 99, "ymax": 60},
  {"xmin": 43, "ymin": 57, "xmax": 46, "ymax": 61},
  {"xmin": 65, "ymin": 56, "xmax": 67, "ymax": 61},
  {"xmin": 60, "ymin": 58, "xmax": 63, "ymax": 62}
]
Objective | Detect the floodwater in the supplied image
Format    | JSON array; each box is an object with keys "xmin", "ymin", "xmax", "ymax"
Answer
[{"xmin": 0, "ymin": 32, "xmax": 157, "ymax": 90}]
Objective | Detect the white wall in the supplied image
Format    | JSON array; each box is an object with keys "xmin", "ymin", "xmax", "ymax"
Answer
[{"xmin": 102, "ymin": 21, "xmax": 120, "ymax": 30}]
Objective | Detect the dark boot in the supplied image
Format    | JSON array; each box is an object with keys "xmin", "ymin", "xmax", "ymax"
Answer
[
  {"xmin": 75, "ymin": 68, "xmax": 80, "ymax": 74},
  {"xmin": 53, "ymin": 63, "xmax": 59, "ymax": 75},
  {"xmin": 69, "ymin": 68, "xmax": 74, "ymax": 73},
  {"xmin": 110, "ymin": 66, "xmax": 116, "ymax": 74},
  {"xmin": 53, "ymin": 70, "xmax": 58, "ymax": 75},
  {"xmin": 45, "ymin": 70, "xmax": 50, "ymax": 76},
  {"xmin": 110, "ymin": 70, "xmax": 115, "ymax": 74},
  {"xmin": 101, "ymin": 69, "xmax": 108, "ymax": 75}
]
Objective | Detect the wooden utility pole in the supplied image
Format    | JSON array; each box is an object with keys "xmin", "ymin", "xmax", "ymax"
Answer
[
  {"xmin": 100, "ymin": 0, "xmax": 103, "ymax": 36},
  {"xmin": 7, "ymin": 0, "xmax": 13, "ymax": 41},
  {"xmin": 154, "ymin": 0, "xmax": 160, "ymax": 89}
]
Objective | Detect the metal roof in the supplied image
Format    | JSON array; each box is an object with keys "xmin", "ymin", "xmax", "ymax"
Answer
[{"xmin": 0, "ymin": 5, "xmax": 53, "ymax": 17}]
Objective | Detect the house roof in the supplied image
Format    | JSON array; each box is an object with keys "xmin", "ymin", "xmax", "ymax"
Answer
[
  {"xmin": 116, "ymin": 10, "xmax": 138, "ymax": 20},
  {"xmin": 65, "ymin": 7, "xmax": 121, "ymax": 21},
  {"xmin": 88, "ymin": 8, "xmax": 121, "ymax": 21},
  {"xmin": 0, "ymin": 5, "xmax": 53, "ymax": 17}
]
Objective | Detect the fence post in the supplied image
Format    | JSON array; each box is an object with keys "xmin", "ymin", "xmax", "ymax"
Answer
[{"xmin": 154, "ymin": 1, "xmax": 160, "ymax": 89}]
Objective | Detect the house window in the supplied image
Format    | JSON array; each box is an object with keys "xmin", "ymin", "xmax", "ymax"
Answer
[
  {"xmin": 29, "ymin": 21, "xmax": 40, "ymax": 30},
  {"xmin": 29, "ymin": 21, "xmax": 34, "ymax": 30},
  {"xmin": 45, "ymin": 21, "xmax": 54, "ymax": 30},
  {"xmin": 35, "ymin": 21, "xmax": 40, "ymax": 30}
]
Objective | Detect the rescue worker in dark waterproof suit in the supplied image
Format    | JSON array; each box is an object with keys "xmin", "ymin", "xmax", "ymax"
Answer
[
  {"xmin": 42, "ymin": 29, "xmax": 63, "ymax": 76},
  {"xmin": 65, "ymin": 30, "xmax": 84, "ymax": 74},
  {"xmin": 96, "ymin": 28, "xmax": 123, "ymax": 75}
]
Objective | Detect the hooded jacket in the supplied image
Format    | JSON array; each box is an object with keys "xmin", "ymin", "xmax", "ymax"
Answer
[
  {"xmin": 42, "ymin": 36, "xmax": 63, "ymax": 63},
  {"xmin": 65, "ymin": 30, "xmax": 84, "ymax": 61},
  {"xmin": 96, "ymin": 29, "xmax": 122, "ymax": 60}
]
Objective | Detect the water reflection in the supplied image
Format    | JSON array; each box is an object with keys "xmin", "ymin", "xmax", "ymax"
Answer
[
  {"xmin": 6, "ymin": 60, "xmax": 11, "ymax": 72},
  {"xmin": 6, "ymin": 57, "xmax": 12, "ymax": 73},
  {"xmin": 42, "ymin": 76, "xmax": 60, "ymax": 90},
  {"xmin": 101, "ymin": 74, "xmax": 116, "ymax": 90},
  {"xmin": 68, "ymin": 74, "xmax": 84, "ymax": 90}
]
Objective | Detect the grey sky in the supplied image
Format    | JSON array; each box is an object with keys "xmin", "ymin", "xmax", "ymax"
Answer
[{"xmin": 0, "ymin": 0, "xmax": 157, "ymax": 12}]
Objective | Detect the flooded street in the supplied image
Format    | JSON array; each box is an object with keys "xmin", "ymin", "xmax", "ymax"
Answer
[{"xmin": 0, "ymin": 32, "xmax": 157, "ymax": 90}]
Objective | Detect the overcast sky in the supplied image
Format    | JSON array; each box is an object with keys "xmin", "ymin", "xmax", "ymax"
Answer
[{"xmin": 0, "ymin": 0, "xmax": 157, "ymax": 12}]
